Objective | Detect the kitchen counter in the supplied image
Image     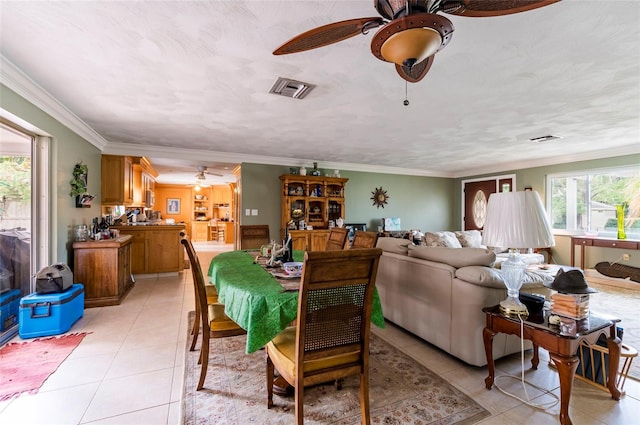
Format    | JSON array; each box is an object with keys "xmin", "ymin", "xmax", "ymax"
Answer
[
  {"xmin": 72, "ymin": 235, "xmax": 132, "ymax": 247},
  {"xmin": 113, "ymin": 222, "xmax": 184, "ymax": 227},
  {"xmin": 111, "ymin": 224, "xmax": 185, "ymax": 274}
]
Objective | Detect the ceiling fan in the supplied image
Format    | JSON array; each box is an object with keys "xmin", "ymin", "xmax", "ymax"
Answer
[
  {"xmin": 189, "ymin": 166, "xmax": 224, "ymax": 189},
  {"xmin": 194, "ymin": 166, "xmax": 222, "ymax": 181},
  {"xmin": 273, "ymin": 0, "xmax": 559, "ymax": 83}
]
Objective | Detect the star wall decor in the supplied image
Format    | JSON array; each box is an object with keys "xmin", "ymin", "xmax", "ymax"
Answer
[{"xmin": 371, "ymin": 187, "xmax": 389, "ymax": 208}]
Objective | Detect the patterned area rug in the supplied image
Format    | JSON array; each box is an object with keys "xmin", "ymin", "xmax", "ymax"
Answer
[{"xmin": 182, "ymin": 314, "xmax": 490, "ymax": 425}]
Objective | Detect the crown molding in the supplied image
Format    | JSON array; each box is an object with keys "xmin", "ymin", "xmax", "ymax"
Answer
[
  {"xmin": 0, "ymin": 55, "xmax": 108, "ymax": 150},
  {"xmin": 452, "ymin": 144, "xmax": 640, "ymax": 179},
  {"xmin": 103, "ymin": 142, "xmax": 454, "ymax": 178}
]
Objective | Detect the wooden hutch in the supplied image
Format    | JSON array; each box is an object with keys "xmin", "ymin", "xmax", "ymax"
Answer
[{"xmin": 280, "ymin": 174, "xmax": 348, "ymax": 251}]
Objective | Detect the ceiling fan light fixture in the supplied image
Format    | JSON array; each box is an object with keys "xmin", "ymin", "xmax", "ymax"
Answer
[
  {"xmin": 371, "ymin": 13, "xmax": 454, "ymax": 70},
  {"xmin": 380, "ymin": 27, "xmax": 442, "ymax": 67}
]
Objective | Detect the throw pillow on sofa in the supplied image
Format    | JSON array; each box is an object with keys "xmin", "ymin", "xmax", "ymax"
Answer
[
  {"xmin": 423, "ymin": 231, "xmax": 462, "ymax": 248},
  {"xmin": 408, "ymin": 245, "xmax": 496, "ymax": 268},
  {"xmin": 454, "ymin": 230, "xmax": 484, "ymax": 248}
]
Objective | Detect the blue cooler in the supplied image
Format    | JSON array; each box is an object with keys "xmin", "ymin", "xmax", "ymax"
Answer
[
  {"xmin": 19, "ymin": 283, "xmax": 84, "ymax": 338},
  {"xmin": 1, "ymin": 289, "xmax": 21, "ymax": 331}
]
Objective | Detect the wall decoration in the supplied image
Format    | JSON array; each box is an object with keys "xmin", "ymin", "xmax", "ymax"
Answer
[
  {"xmin": 371, "ymin": 186, "xmax": 389, "ymax": 208},
  {"xmin": 70, "ymin": 162, "xmax": 93, "ymax": 208},
  {"xmin": 167, "ymin": 198, "xmax": 181, "ymax": 215}
]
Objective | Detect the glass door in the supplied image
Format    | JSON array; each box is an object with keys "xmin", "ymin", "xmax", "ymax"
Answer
[{"xmin": 0, "ymin": 123, "xmax": 33, "ymax": 344}]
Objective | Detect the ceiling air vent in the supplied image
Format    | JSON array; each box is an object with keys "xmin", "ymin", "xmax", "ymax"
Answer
[
  {"xmin": 529, "ymin": 135, "xmax": 561, "ymax": 143},
  {"xmin": 269, "ymin": 77, "xmax": 315, "ymax": 99}
]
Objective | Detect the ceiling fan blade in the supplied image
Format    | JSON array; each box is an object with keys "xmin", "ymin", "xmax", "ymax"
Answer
[
  {"xmin": 441, "ymin": 0, "xmax": 559, "ymax": 17},
  {"xmin": 395, "ymin": 55, "xmax": 434, "ymax": 83},
  {"xmin": 273, "ymin": 17, "xmax": 384, "ymax": 55}
]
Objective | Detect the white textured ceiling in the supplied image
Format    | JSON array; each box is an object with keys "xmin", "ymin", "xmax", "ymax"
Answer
[{"xmin": 1, "ymin": 0, "xmax": 639, "ymax": 184}]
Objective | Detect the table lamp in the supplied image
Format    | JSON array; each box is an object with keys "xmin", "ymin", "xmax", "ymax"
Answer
[{"xmin": 482, "ymin": 191, "xmax": 555, "ymax": 316}]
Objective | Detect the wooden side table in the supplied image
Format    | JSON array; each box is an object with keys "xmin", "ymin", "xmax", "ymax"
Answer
[{"xmin": 482, "ymin": 306, "xmax": 621, "ymax": 425}]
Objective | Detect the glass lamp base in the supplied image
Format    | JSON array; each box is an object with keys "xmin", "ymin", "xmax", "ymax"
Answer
[{"xmin": 499, "ymin": 296, "xmax": 529, "ymax": 317}]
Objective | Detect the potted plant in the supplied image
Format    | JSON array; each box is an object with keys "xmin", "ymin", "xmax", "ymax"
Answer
[{"xmin": 70, "ymin": 162, "xmax": 92, "ymax": 207}]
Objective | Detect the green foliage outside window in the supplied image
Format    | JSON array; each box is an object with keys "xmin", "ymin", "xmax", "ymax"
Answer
[
  {"xmin": 0, "ymin": 156, "xmax": 31, "ymax": 203},
  {"xmin": 549, "ymin": 167, "xmax": 640, "ymax": 233}
]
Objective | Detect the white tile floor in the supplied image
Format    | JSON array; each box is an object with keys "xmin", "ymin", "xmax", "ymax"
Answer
[{"xmin": 1, "ymin": 243, "xmax": 639, "ymax": 425}]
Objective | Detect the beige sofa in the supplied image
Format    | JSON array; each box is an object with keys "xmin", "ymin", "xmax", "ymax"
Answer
[{"xmin": 374, "ymin": 237, "xmax": 553, "ymax": 366}]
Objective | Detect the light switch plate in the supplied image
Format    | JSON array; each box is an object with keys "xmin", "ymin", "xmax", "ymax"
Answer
[
  {"xmin": 245, "ymin": 209, "xmax": 251, "ymax": 216},
  {"xmin": 251, "ymin": 209, "xmax": 258, "ymax": 216}
]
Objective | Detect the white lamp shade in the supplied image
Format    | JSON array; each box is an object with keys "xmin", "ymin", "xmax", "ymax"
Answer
[{"xmin": 481, "ymin": 191, "xmax": 555, "ymax": 249}]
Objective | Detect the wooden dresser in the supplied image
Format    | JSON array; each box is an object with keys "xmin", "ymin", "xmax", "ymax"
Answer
[{"xmin": 73, "ymin": 235, "xmax": 133, "ymax": 308}]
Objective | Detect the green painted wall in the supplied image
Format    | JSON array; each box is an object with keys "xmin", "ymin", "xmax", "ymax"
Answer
[
  {"xmin": 239, "ymin": 163, "xmax": 285, "ymax": 240},
  {"xmin": 339, "ymin": 170, "xmax": 454, "ymax": 232},
  {"xmin": 1, "ymin": 84, "xmax": 102, "ymax": 265},
  {"xmin": 453, "ymin": 154, "xmax": 640, "ymax": 268},
  {"xmin": 239, "ymin": 164, "xmax": 455, "ymax": 240}
]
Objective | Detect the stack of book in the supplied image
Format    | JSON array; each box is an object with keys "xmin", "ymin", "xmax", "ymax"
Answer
[{"xmin": 550, "ymin": 293, "xmax": 590, "ymax": 319}]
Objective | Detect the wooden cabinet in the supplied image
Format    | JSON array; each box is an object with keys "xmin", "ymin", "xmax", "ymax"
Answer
[
  {"xmin": 280, "ymin": 175, "xmax": 347, "ymax": 246},
  {"xmin": 113, "ymin": 225, "xmax": 185, "ymax": 274},
  {"xmin": 147, "ymin": 229, "xmax": 184, "ymax": 272},
  {"xmin": 289, "ymin": 230, "xmax": 330, "ymax": 252},
  {"xmin": 280, "ymin": 175, "xmax": 348, "ymax": 231},
  {"xmin": 101, "ymin": 155, "xmax": 134, "ymax": 205},
  {"xmin": 211, "ymin": 185, "xmax": 232, "ymax": 220},
  {"xmin": 73, "ymin": 235, "xmax": 133, "ymax": 307},
  {"xmin": 126, "ymin": 230, "xmax": 147, "ymax": 274},
  {"xmin": 102, "ymin": 155, "xmax": 157, "ymax": 206},
  {"xmin": 191, "ymin": 221, "xmax": 209, "ymax": 242},
  {"xmin": 193, "ymin": 195, "xmax": 210, "ymax": 221}
]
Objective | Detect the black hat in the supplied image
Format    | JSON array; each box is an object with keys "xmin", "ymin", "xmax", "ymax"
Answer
[{"xmin": 543, "ymin": 268, "xmax": 598, "ymax": 294}]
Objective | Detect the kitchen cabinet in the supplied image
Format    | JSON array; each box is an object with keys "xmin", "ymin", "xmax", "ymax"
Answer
[
  {"xmin": 193, "ymin": 191, "xmax": 210, "ymax": 221},
  {"xmin": 102, "ymin": 155, "xmax": 134, "ymax": 205},
  {"xmin": 211, "ymin": 185, "xmax": 232, "ymax": 220},
  {"xmin": 147, "ymin": 229, "xmax": 184, "ymax": 272},
  {"xmin": 73, "ymin": 235, "xmax": 133, "ymax": 307},
  {"xmin": 132, "ymin": 157, "xmax": 158, "ymax": 207},
  {"xmin": 102, "ymin": 155, "xmax": 157, "ymax": 207},
  {"xmin": 126, "ymin": 229, "xmax": 147, "ymax": 274},
  {"xmin": 191, "ymin": 221, "xmax": 209, "ymax": 242},
  {"xmin": 112, "ymin": 225, "xmax": 185, "ymax": 274}
]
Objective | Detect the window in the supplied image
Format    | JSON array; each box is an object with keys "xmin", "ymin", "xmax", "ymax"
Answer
[{"xmin": 547, "ymin": 166, "xmax": 640, "ymax": 238}]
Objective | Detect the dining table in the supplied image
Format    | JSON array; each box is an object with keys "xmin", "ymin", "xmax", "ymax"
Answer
[{"xmin": 207, "ymin": 249, "xmax": 385, "ymax": 354}]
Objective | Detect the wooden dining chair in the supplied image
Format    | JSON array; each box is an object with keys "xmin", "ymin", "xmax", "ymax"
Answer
[
  {"xmin": 325, "ymin": 227, "xmax": 348, "ymax": 250},
  {"xmin": 240, "ymin": 224, "xmax": 271, "ymax": 249},
  {"xmin": 181, "ymin": 235, "xmax": 246, "ymax": 390},
  {"xmin": 351, "ymin": 231, "xmax": 379, "ymax": 249},
  {"xmin": 266, "ymin": 248, "xmax": 383, "ymax": 425}
]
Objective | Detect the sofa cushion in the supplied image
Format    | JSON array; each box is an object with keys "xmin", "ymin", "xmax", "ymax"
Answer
[
  {"xmin": 408, "ymin": 246, "xmax": 495, "ymax": 268},
  {"xmin": 423, "ymin": 231, "xmax": 462, "ymax": 248},
  {"xmin": 455, "ymin": 266, "xmax": 555, "ymax": 288},
  {"xmin": 455, "ymin": 230, "xmax": 484, "ymax": 248},
  {"xmin": 376, "ymin": 237, "xmax": 413, "ymax": 255}
]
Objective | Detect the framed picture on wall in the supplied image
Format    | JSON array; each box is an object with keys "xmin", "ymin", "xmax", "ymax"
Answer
[{"xmin": 167, "ymin": 198, "xmax": 181, "ymax": 215}]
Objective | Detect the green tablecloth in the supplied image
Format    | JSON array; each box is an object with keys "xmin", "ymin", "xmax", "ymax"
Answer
[{"xmin": 207, "ymin": 250, "xmax": 385, "ymax": 353}]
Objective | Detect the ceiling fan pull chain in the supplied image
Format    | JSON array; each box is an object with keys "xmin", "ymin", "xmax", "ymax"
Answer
[{"xmin": 404, "ymin": 81, "xmax": 410, "ymax": 106}]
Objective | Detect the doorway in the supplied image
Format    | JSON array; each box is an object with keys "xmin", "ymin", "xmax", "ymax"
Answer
[
  {"xmin": 0, "ymin": 122, "xmax": 33, "ymax": 344},
  {"xmin": 462, "ymin": 175, "xmax": 515, "ymax": 231}
]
